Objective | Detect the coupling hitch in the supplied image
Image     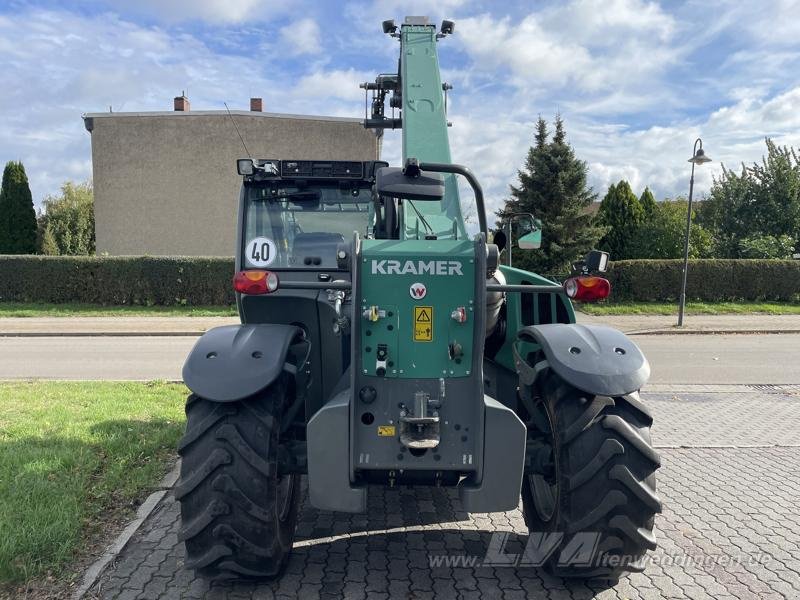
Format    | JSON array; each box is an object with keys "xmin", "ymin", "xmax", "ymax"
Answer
[{"xmin": 399, "ymin": 391, "xmax": 441, "ymax": 449}]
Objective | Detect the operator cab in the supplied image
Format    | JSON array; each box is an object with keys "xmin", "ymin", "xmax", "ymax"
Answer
[
  {"xmin": 239, "ymin": 159, "xmax": 383, "ymax": 270},
  {"xmin": 235, "ymin": 159, "xmax": 387, "ymax": 422}
]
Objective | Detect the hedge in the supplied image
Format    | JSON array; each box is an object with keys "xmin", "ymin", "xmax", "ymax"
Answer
[
  {"xmin": 606, "ymin": 259, "xmax": 800, "ymax": 302},
  {"xmin": 0, "ymin": 256, "xmax": 798, "ymax": 305},
  {"xmin": 0, "ymin": 256, "xmax": 235, "ymax": 305}
]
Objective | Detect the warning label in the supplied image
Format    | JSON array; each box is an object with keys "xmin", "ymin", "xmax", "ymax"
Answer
[
  {"xmin": 413, "ymin": 306, "xmax": 433, "ymax": 342},
  {"xmin": 377, "ymin": 425, "xmax": 396, "ymax": 437}
]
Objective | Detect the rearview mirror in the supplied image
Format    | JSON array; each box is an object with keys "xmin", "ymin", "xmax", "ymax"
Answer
[
  {"xmin": 375, "ymin": 167, "xmax": 445, "ymax": 200},
  {"xmin": 517, "ymin": 217, "xmax": 542, "ymax": 250},
  {"xmin": 518, "ymin": 229, "xmax": 541, "ymax": 250}
]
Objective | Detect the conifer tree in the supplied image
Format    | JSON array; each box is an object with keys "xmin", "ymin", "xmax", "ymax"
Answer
[
  {"xmin": 0, "ymin": 161, "xmax": 37, "ymax": 254},
  {"xmin": 597, "ymin": 179, "xmax": 644, "ymax": 259},
  {"xmin": 499, "ymin": 116, "xmax": 604, "ymax": 274},
  {"xmin": 639, "ymin": 186, "xmax": 657, "ymax": 217}
]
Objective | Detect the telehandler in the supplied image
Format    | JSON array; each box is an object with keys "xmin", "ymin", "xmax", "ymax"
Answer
[{"xmin": 176, "ymin": 16, "xmax": 660, "ymax": 582}]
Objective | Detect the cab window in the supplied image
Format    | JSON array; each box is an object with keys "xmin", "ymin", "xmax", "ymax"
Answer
[{"xmin": 243, "ymin": 183, "xmax": 372, "ymax": 269}]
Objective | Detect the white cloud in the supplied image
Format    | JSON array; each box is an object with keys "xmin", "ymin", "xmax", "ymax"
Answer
[
  {"xmin": 352, "ymin": 0, "xmax": 467, "ymax": 23},
  {"xmin": 540, "ymin": 0, "xmax": 675, "ymax": 43},
  {"xmin": 455, "ymin": 0, "xmax": 680, "ymax": 94},
  {"xmin": 279, "ymin": 18, "xmax": 322, "ymax": 55},
  {"xmin": 294, "ymin": 68, "xmax": 372, "ymax": 102},
  {"xmin": 104, "ymin": 0, "xmax": 289, "ymax": 24},
  {"xmin": 0, "ymin": 9, "xmax": 367, "ymax": 205},
  {"xmin": 3, "ymin": 0, "xmax": 800, "ymax": 221},
  {"xmin": 571, "ymin": 86, "xmax": 800, "ymax": 200}
]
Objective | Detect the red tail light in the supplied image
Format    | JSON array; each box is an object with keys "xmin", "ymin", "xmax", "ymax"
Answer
[
  {"xmin": 233, "ymin": 270, "xmax": 279, "ymax": 295},
  {"xmin": 563, "ymin": 275, "xmax": 611, "ymax": 302}
]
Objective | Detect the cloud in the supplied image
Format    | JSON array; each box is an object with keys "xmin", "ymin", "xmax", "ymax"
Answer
[
  {"xmin": 2, "ymin": 0, "xmax": 800, "ymax": 221},
  {"xmin": 455, "ymin": 0, "xmax": 679, "ymax": 94},
  {"xmin": 0, "ymin": 8, "xmax": 364, "ymax": 205},
  {"xmin": 570, "ymin": 85, "xmax": 800, "ymax": 201},
  {"xmin": 103, "ymin": 0, "xmax": 289, "ymax": 24},
  {"xmin": 294, "ymin": 68, "xmax": 372, "ymax": 102},
  {"xmin": 279, "ymin": 18, "xmax": 322, "ymax": 55}
]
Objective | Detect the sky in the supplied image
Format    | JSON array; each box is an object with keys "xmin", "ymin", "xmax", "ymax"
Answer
[{"xmin": 1, "ymin": 0, "xmax": 800, "ymax": 216}]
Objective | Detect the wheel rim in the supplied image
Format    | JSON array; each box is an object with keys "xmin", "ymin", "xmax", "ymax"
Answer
[
  {"xmin": 529, "ymin": 473, "xmax": 556, "ymax": 521},
  {"xmin": 276, "ymin": 474, "xmax": 296, "ymax": 521},
  {"xmin": 527, "ymin": 401, "xmax": 559, "ymax": 523}
]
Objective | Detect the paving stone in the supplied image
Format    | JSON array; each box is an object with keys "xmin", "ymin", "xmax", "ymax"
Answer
[{"xmin": 86, "ymin": 389, "xmax": 800, "ymax": 599}]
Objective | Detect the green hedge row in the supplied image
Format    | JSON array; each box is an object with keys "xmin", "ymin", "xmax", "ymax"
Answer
[
  {"xmin": 0, "ymin": 256, "xmax": 236, "ymax": 305},
  {"xmin": 0, "ymin": 256, "xmax": 798, "ymax": 305},
  {"xmin": 606, "ymin": 259, "xmax": 800, "ymax": 302}
]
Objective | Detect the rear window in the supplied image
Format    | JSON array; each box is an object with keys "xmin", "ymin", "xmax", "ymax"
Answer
[{"xmin": 243, "ymin": 183, "xmax": 373, "ymax": 270}]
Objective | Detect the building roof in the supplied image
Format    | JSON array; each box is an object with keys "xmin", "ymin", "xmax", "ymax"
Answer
[{"xmin": 82, "ymin": 110, "xmax": 364, "ymax": 132}]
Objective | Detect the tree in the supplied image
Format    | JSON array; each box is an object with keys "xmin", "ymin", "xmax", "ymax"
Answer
[
  {"xmin": 38, "ymin": 181, "xmax": 95, "ymax": 255},
  {"xmin": 0, "ymin": 161, "xmax": 37, "ymax": 254},
  {"xmin": 697, "ymin": 139, "xmax": 800, "ymax": 257},
  {"xmin": 737, "ymin": 234, "xmax": 795, "ymax": 259},
  {"xmin": 498, "ymin": 115, "xmax": 604, "ymax": 275},
  {"xmin": 639, "ymin": 187, "xmax": 657, "ymax": 217},
  {"xmin": 597, "ymin": 180, "xmax": 644, "ymax": 259},
  {"xmin": 627, "ymin": 199, "xmax": 713, "ymax": 259}
]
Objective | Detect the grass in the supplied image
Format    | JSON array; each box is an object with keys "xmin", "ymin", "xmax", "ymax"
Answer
[
  {"xmin": 577, "ymin": 301, "xmax": 800, "ymax": 316},
  {"xmin": 0, "ymin": 381, "xmax": 186, "ymax": 590},
  {"xmin": 0, "ymin": 302, "xmax": 236, "ymax": 318}
]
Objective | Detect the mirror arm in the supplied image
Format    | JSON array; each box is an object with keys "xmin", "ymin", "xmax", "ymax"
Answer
[{"xmin": 418, "ymin": 162, "xmax": 488, "ymax": 237}]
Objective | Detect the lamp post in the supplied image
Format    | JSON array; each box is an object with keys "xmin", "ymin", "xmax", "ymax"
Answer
[{"xmin": 678, "ymin": 138, "xmax": 712, "ymax": 326}]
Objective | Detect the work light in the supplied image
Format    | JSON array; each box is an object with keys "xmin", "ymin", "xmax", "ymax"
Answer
[{"xmin": 237, "ymin": 159, "xmax": 254, "ymax": 175}]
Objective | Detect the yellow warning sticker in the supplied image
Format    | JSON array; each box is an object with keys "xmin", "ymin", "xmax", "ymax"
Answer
[
  {"xmin": 413, "ymin": 306, "xmax": 433, "ymax": 342},
  {"xmin": 377, "ymin": 425, "xmax": 396, "ymax": 437}
]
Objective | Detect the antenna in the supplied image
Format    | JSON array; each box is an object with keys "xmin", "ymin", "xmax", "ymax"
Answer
[{"xmin": 224, "ymin": 102, "xmax": 252, "ymax": 160}]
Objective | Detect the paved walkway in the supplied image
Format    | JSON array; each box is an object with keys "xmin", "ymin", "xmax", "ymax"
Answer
[
  {"xmin": 85, "ymin": 385, "xmax": 800, "ymax": 599},
  {"xmin": 0, "ymin": 316, "xmax": 239, "ymax": 336},
  {"xmin": 1, "ymin": 313, "xmax": 799, "ymax": 336},
  {"xmin": 576, "ymin": 312, "xmax": 800, "ymax": 334}
]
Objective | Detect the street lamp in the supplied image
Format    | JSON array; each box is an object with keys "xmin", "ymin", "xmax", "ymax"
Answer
[{"xmin": 677, "ymin": 138, "xmax": 712, "ymax": 326}]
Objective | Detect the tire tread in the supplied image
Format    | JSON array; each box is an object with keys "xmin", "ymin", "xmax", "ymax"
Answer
[
  {"xmin": 520, "ymin": 370, "xmax": 661, "ymax": 579},
  {"xmin": 176, "ymin": 384, "xmax": 299, "ymax": 580}
]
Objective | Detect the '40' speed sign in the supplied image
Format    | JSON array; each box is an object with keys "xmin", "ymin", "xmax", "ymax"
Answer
[{"xmin": 245, "ymin": 237, "xmax": 277, "ymax": 267}]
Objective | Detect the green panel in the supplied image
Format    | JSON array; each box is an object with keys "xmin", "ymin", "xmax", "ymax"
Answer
[
  {"xmin": 491, "ymin": 266, "xmax": 576, "ymax": 372},
  {"xmin": 400, "ymin": 24, "xmax": 466, "ymax": 240},
  {"xmin": 359, "ymin": 239, "xmax": 475, "ymax": 379}
]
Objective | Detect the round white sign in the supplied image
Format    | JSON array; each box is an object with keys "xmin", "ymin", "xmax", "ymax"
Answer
[
  {"xmin": 245, "ymin": 237, "xmax": 277, "ymax": 267},
  {"xmin": 409, "ymin": 282, "xmax": 427, "ymax": 300}
]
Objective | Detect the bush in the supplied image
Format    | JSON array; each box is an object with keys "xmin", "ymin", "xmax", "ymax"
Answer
[
  {"xmin": 606, "ymin": 259, "xmax": 800, "ymax": 302},
  {"xmin": 0, "ymin": 256, "xmax": 235, "ymax": 305},
  {"xmin": 39, "ymin": 181, "xmax": 95, "ymax": 255},
  {"xmin": 1, "ymin": 256, "xmax": 798, "ymax": 306}
]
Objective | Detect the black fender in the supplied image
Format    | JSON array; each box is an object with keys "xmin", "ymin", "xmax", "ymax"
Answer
[
  {"xmin": 514, "ymin": 323, "xmax": 649, "ymax": 397},
  {"xmin": 182, "ymin": 324, "xmax": 305, "ymax": 402}
]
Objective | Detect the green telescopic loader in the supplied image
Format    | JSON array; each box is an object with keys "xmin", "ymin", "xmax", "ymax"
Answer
[{"xmin": 176, "ymin": 16, "xmax": 661, "ymax": 582}]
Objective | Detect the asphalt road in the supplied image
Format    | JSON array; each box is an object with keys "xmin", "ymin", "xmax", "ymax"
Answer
[{"xmin": 1, "ymin": 333, "xmax": 800, "ymax": 383}]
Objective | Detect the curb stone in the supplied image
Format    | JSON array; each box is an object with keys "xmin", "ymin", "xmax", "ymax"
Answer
[{"xmin": 72, "ymin": 461, "xmax": 181, "ymax": 599}]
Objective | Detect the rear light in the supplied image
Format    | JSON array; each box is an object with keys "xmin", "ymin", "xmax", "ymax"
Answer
[
  {"xmin": 563, "ymin": 275, "xmax": 611, "ymax": 302},
  {"xmin": 233, "ymin": 270, "xmax": 279, "ymax": 295}
]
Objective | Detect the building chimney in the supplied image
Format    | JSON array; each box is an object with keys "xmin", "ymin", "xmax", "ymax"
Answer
[
  {"xmin": 174, "ymin": 92, "xmax": 190, "ymax": 112},
  {"xmin": 250, "ymin": 97, "xmax": 263, "ymax": 112}
]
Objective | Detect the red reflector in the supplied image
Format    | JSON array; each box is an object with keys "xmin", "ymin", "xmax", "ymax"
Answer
[
  {"xmin": 233, "ymin": 270, "xmax": 279, "ymax": 295},
  {"xmin": 563, "ymin": 276, "xmax": 611, "ymax": 302}
]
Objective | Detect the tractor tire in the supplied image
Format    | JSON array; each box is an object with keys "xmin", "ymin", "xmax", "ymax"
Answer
[
  {"xmin": 520, "ymin": 369, "xmax": 661, "ymax": 581},
  {"xmin": 175, "ymin": 379, "xmax": 300, "ymax": 580}
]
